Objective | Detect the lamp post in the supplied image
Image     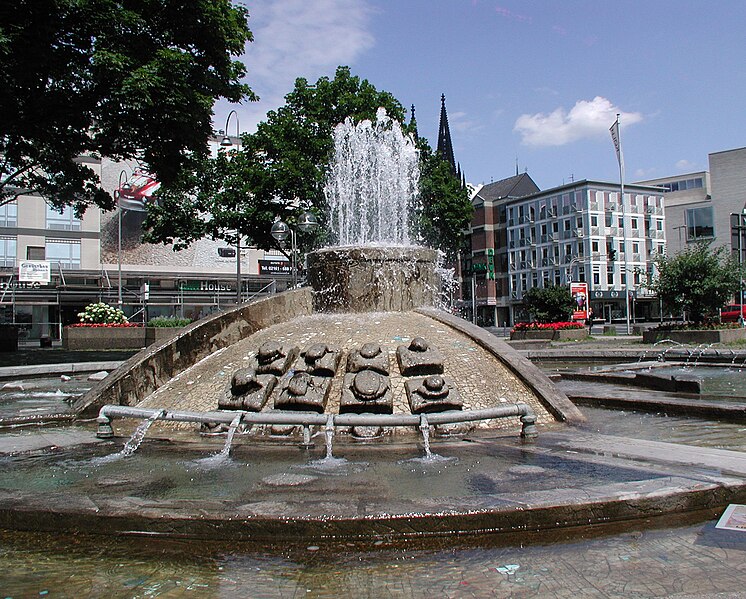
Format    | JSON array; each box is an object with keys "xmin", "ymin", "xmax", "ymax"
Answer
[
  {"xmin": 271, "ymin": 211, "xmax": 319, "ymax": 288},
  {"xmin": 220, "ymin": 110, "xmax": 243, "ymax": 304},
  {"xmin": 114, "ymin": 169, "xmax": 132, "ymax": 309}
]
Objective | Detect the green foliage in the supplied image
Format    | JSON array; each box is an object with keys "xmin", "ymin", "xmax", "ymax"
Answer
[
  {"xmin": 416, "ymin": 144, "xmax": 473, "ymax": 259},
  {"xmin": 521, "ymin": 285, "xmax": 575, "ymax": 323},
  {"xmin": 77, "ymin": 302, "xmax": 127, "ymax": 324},
  {"xmin": 144, "ymin": 66, "xmax": 474, "ymax": 257},
  {"xmin": 147, "ymin": 316, "xmax": 192, "ymax": 328},
  {"xmin": 0, "ymin": 0, "xmax": 254, "ymax": 213},
  {"xmin": 146, "ymin": 66, "xmax": 405, "ymax": 251},
  {"xmin": 650, "ymin": 243, "xmax": 743, "ymax": 323}
]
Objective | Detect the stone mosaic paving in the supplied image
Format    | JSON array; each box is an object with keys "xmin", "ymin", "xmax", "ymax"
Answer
[{"xmin": 138, "ymin": 311, "xmax": 551, "ymax": 433}]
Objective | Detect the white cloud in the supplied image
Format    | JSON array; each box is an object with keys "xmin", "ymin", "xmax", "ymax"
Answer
[
  {"xmin": 514, "ymin": 97, "xmax": 643, "ymax": 147},
  {"xmin": 448, "ymin": 111, "xmax": 483, "ymax": 136},
  {"xmin": 675, "ymin": 159, "xmax": 698, "ymax": 172},
  {"xmin": 215, "ymin": 0, "xmax": 375, "ymax": 133}
]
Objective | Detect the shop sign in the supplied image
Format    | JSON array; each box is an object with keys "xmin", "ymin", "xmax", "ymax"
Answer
[
  {"xmin": 0, "ymin": 280, "xmax": 43, "ymax": 290},
  {"xmin": 179, "ymin": 280, "xmax": 233, "ymax": 292},
  {"xmin": 18, "ymin": 260, "xmax": 51, "ymax": 283},
  {"xmin": 259, "ymin": 259, "xmax": 291, "ymax": 275}
]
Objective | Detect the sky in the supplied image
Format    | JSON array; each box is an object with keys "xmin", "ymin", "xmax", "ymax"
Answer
[{"xmin": 215, "ymin": 0, "xmax": 746, "ymax": 191}]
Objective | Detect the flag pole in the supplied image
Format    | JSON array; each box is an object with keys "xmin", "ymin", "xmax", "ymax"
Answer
[{"xmin": 610, "ymin": 114, "xmax": 631, "ymax": 335}]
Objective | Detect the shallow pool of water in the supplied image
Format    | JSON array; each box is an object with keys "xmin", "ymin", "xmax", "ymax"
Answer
[
  {"xmin": 0, "ymin": 435, "xmax": 661, "ymax": 506},
  {"xmin": 0, "ymin": 374, "xmax": 91, "ymax": 418}
]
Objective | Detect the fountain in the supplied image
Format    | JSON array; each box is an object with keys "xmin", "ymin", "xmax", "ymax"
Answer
[
  {"xmin": 308, "ymin": 108, "xmax": 439, "ymax": 313},
  {"xmin": 2, "ymin": 106, "xmax": 746, "ymax": 599}
]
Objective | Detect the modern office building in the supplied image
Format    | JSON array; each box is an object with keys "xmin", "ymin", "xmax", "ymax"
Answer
[
  {"xmin": 463, "ymin": 177, "xmax": 665, "ymax": 326},
  {"xmin": 639, "ymin": 147, "xmax": 746, "ymax": 268}
]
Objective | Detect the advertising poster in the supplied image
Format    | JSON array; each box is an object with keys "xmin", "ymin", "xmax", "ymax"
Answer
[
  {"xmin": 100, "ymin": 159, "xmax": 238, "ymax": 272},
  {"xmin": 570, "ymin": 282, "xmax": 589, "ymax": 321},
  {"xmin": 716, "ymin": 504, "xmax": 746, "ymax": 532}
]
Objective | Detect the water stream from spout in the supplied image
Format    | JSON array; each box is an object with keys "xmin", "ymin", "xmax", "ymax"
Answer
[{"xmin": 94, "ymin": 410, "xmax": 166, "ymax": 464}]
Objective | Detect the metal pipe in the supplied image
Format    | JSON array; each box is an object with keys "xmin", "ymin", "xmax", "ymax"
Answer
[{"xmin": 97, "ymin": 404, "xmax": 536, "ymax": 437}]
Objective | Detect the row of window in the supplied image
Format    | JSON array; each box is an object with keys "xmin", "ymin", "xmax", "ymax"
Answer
[
  {"xmin": 661, "ymin": 177, "xmax": 704, "ymax": 193},
  {"xmin": 0, "ymin": 203, "xmax": 82, "ymax": 231},
  {"xmin": 0, "ymin": 237, "xmax": 81, "ymax": 269}
]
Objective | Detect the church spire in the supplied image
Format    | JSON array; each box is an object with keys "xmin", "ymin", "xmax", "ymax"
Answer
[
  {"xmin": 437, "ymin": 94, "xmax": 456, "ymax": 175},
  {"xmin": 410, "ymin": 104, "xmax": 419, "ymax": 140}
]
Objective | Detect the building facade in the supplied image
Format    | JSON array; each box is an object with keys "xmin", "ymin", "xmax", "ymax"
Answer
[
  {"xmin": 0, "ymin": 153, "xmax": 291, "ymax": 343},
  {"xmin": 464, "ymin": 178, "xmax": 665, "ymax": 326}
]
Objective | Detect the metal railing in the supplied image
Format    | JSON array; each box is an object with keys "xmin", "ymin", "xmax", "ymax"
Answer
[{"xmin": 96, "ymin": 403, "xmax": 539, "ymax": 444}]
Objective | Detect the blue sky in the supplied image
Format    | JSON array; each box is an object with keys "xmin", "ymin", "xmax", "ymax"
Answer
[{"xmin": 217, "ymin": 0, "xmax": 746, "ymax": 190}]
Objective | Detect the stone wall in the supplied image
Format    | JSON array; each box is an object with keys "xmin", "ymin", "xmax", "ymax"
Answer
[
  {"xmin": 73, "ymin": 289, "xmax": 313, "ymax": 416},
  {"xmin": 308, "ymin": 246, "xmax": 439, "ymax": 313}
]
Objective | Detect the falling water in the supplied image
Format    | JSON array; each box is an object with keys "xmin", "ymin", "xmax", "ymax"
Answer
[
  {"xmin": 195, "ymin": 413, "xmax": 244, "ymax": 468},
  {"xmin": 325, "ymin": 108, "xmax": 420, "ymax": 247},
  {"xmin": 420, "ymin": 420, "xmax": 433, "ymax": 460},
  {"xmin": 94, "ymin": 410, "xmax": 165, "ymax": 463}
]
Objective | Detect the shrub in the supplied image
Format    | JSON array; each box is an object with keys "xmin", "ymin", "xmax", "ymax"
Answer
[
  {"xmin": 76, "ymin": 302, "xmax": 129, "ymax": 325},
  {"xmin": 147, "ymin": 316, "xmax": 192, "ymax": 328},
  {"xmin": 522, "ymin": 286, "xmax": 575, "ymax": 323}
]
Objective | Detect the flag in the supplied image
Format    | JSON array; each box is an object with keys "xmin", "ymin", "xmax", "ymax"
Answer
[{"xmin": 609, "ymin": 118, "xmax": 624, "ymax": 170}]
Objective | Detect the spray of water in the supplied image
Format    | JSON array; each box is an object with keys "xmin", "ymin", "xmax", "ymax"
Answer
[{"xmin": 325, "ymin": 108, "xmax": 420, "ymax": 247}]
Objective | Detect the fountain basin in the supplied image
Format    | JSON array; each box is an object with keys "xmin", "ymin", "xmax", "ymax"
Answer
[
  {"xmin": 307, "ymin": 246, "xmax": 439, "ymax": 313},
  {"xmin": 1, "ymin": 430, "xmax": 744, "ymax": 541}
]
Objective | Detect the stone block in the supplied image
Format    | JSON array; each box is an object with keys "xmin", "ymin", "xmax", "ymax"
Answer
[
  {"xmin": 275, "ymin": 371, "xmax": 332, "ymax": 413},
  {"xmin": 404, "ymin": 375, "xmax": 462, "ymax": 414},
  {"xmin": 396, "ymin": 337, "xmax": 444, "ymax": 377},
  {"xmin": 220, "ymin": 368, "xmax": 277, "ymax": 412},
  {"xmin": 293, "ymin": 343, "xmax": 341, "ymax": 377},
  {"xmin": 346, "ymin": 343, "xmax": 389, "ymax": 374},
  {"xmin": 340, "ymin": 370, "xmax": 393, "ymax": 414}
]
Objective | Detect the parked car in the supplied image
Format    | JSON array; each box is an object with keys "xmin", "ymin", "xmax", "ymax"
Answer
[{"xmin": 721, "ymin": 304, "xmax": 746, "ymax": 322}]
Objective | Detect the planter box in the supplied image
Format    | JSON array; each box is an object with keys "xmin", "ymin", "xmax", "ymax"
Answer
[
  {"xmin": 510, "ymin": 328, "xmax": 588, "ymax": 341},
  {"xmin": 642, "ymin": 327, "xmax": 746, "ymax": 344},
  {"xmin": 63, "ymin": 327, "xmax": 145, "ymax": 350},
  {"xmin": 145, "ymin": 327, "xmax": 184, "ymax": 346}
]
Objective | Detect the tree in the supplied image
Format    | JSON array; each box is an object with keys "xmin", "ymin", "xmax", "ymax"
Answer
[
  {"xmin": 650, "ymin": 243, "xmax": 743, "ymax": 323},
  {"xmin": 0, "ymin": 0, "xmax": 254, "ymax": 214},
  {"xmin": 417, "ymin": 144, "xmax": 472, "ymax": 259},
  {"xmin": 522, "ymin": 285, "xmax": 575, "ymax": 323},
  {"xmin": 145, "ymin": 66, "xmax": 473, "ymax": 256}
]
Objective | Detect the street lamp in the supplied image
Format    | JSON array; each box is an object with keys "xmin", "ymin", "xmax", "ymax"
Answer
[
  {"xmin": 271, "ymin": 211, "xmax": 319, "ymax": 287},
  {"xmin": 220, "ymin": 110, "xmax": 243, "ymax": 304},
  {"xmin": 114, "ymin": 169, "xmax": 132, "ymax": 309}
]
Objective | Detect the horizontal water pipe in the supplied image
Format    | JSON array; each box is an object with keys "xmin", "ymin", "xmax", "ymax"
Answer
[{"xmin": 96, "ymin": 403, "xmax": 538, "ymax": 440}]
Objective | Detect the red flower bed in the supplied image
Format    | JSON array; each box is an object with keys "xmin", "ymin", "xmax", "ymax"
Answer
[
  {"xmin": 67, "ymin": 322, "xmax": 143, "ymax": 328},
  {"xmin": 512, "ymin": 321, "xmax": 584, "ymax": 332}
]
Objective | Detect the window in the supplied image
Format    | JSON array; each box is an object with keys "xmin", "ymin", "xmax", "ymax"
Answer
[
  {"xmin": 46, "ymin": 239, "xmax": 81, "ymax": 269},
  {"xmin": 27, "ymin": 246, "xmax": 45, "ymax": 260},
  {"xmin": 686, "ymin": 206, "xmax": 714, "ymax": 240},
  {"xmin": 592, "ymin": 241, "xmax": 599, "ymax": 252},
  {"xmin": 46, "ymin": 205, "xmax": 82, "ymax": 231},
  {"xmin": 605, "ymin": 213, "xmax": 613, "ymax": 227},
  {"xmin": 0, "ymin": 202, "xmax": 17, "ymax": 227},
  {"xmin": 591, "ymin": 215, "xmax": 598, "ymax": 227},
  {"xmin": 0, "ymin": 237, "xmax": 16, "ymax": 267}
]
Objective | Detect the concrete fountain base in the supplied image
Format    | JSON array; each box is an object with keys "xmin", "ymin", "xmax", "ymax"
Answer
[{"xmin": 307, "ymin": 246, "xmax": 439, "ymax": 313}]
